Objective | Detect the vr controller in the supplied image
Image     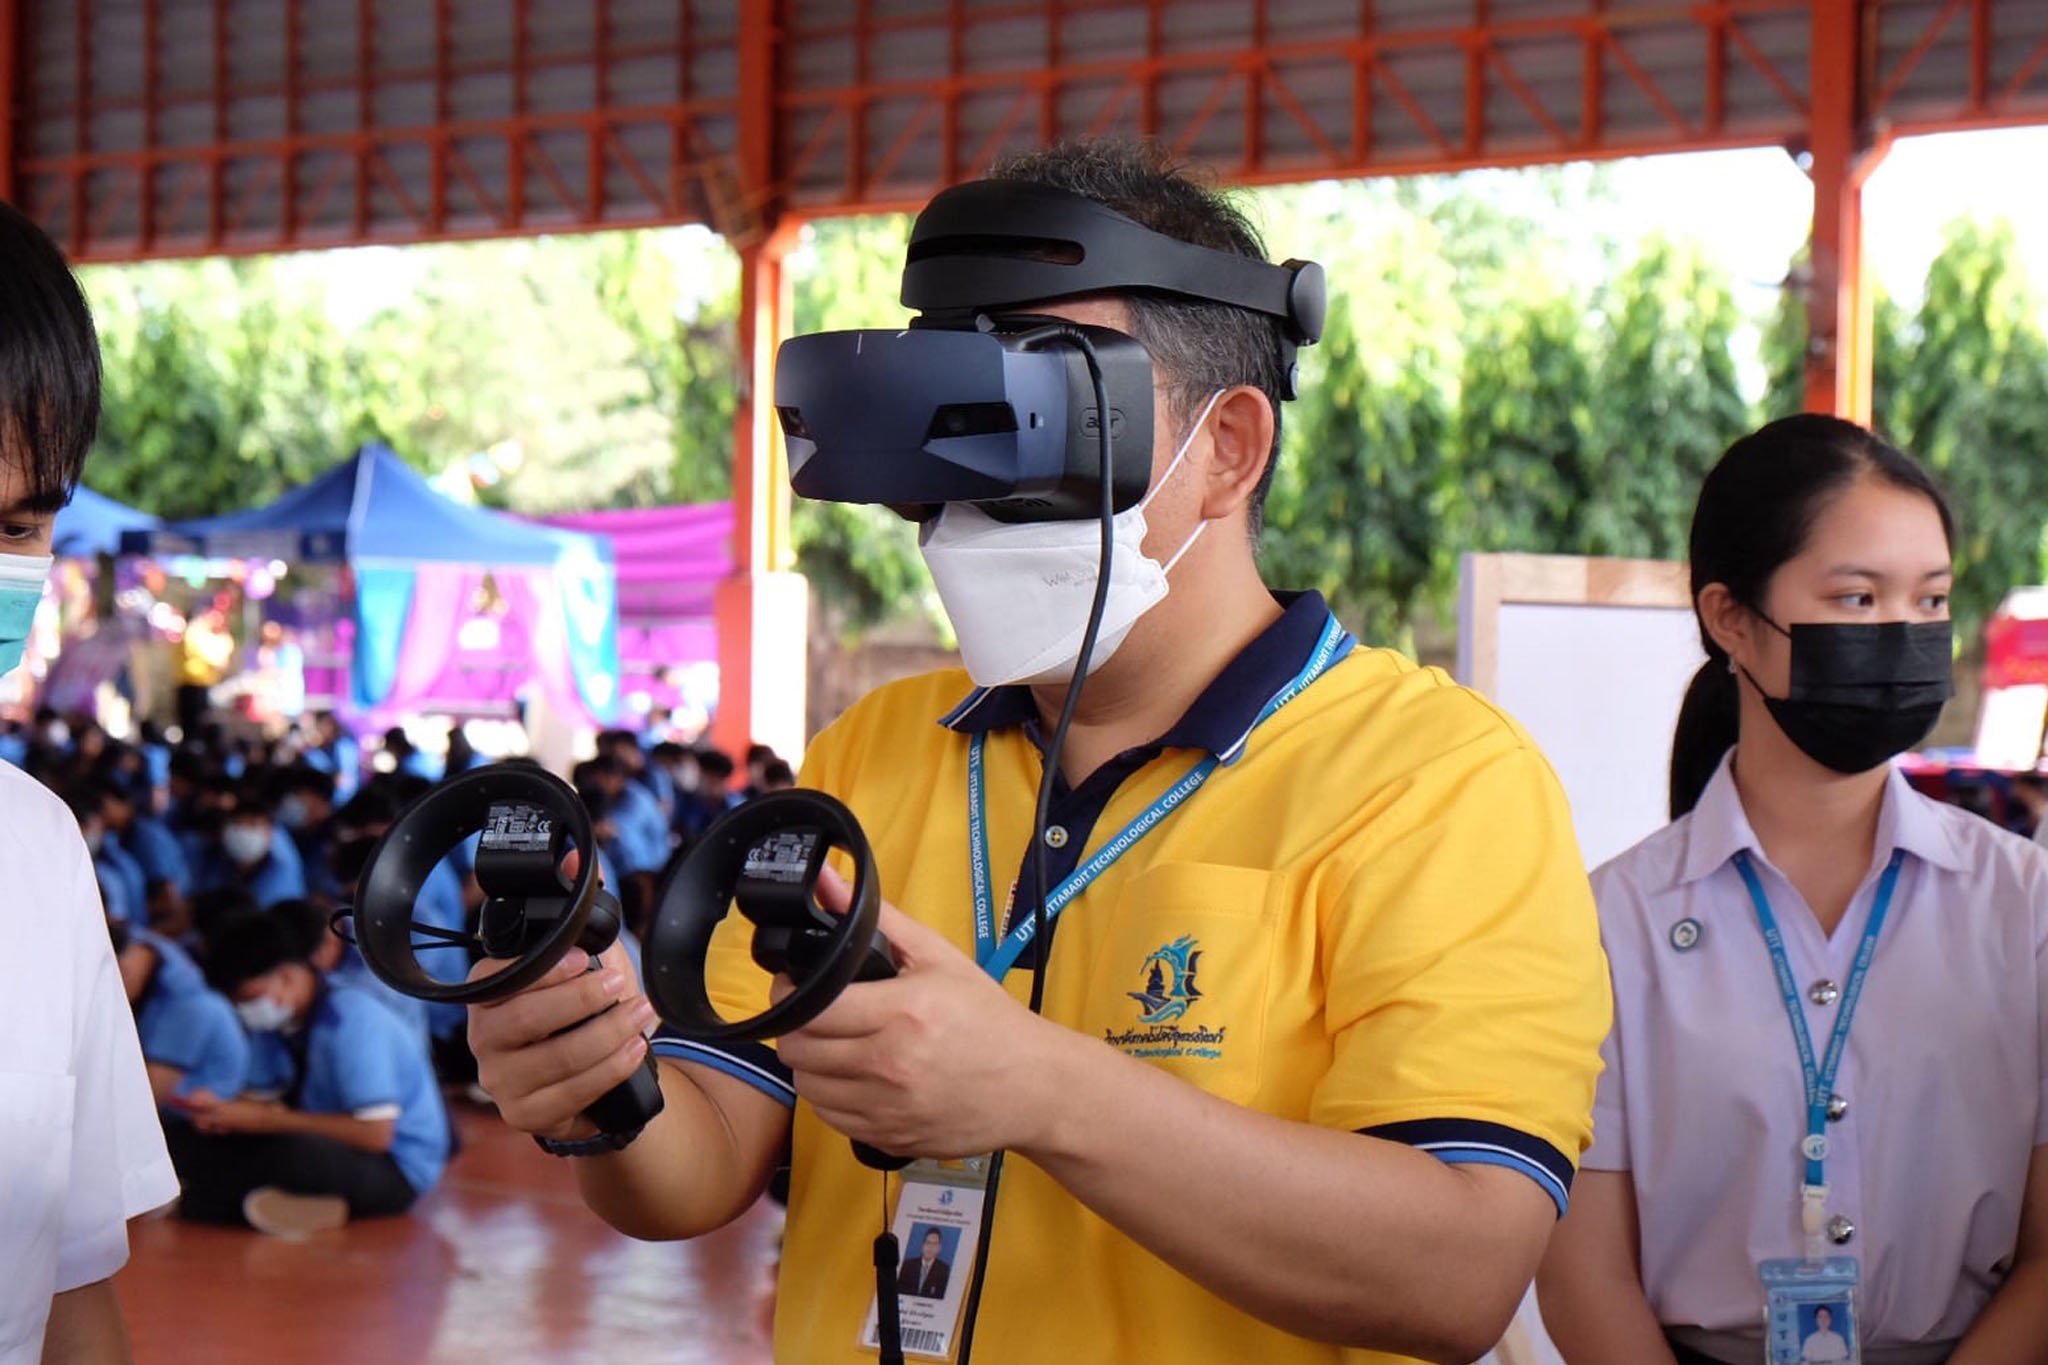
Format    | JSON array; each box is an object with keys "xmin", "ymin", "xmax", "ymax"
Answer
[
  {"xmin": 349, "ymin": 767, "xmax": 667, "ymax": 1140},
  {"xmin": 350, "ymin": 767, "xmax": 907, "ymax": 1170},
  {"xmin": 774, "ymin": 179, "xmax": 1324, "ymax": 524}
]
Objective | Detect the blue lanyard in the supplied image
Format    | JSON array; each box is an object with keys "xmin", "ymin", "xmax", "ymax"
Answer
[
  {"xmin": 968, "ymin": 614, "xmax": 1354, "ymax": 981},
  {"xmin": 1732, "ymin": 848, "xmax": 1905, "ymax": 1190}
]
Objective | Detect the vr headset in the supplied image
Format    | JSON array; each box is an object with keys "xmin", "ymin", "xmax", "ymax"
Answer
[{"xmin": 774, "ymin": 179, "xmax": 1326, "ymax": 523}]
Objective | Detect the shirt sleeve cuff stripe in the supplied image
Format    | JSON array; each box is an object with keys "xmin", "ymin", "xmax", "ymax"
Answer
[
  {"xmin": 1361, "ymin": 1118, "xmax": 1576, "ymax": 1217},
  {"xmin": 650, "ymin": 1036, "xmax": 797, "ymax": 1108}
]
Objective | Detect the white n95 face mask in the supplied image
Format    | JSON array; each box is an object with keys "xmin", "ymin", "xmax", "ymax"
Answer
[
  {"xmin": 236, "ymin": 995, "xmax": 295, "ymax": 1034},
  {"xmin": 920, "ymin": 391, "xmax": 1223, "ymax": 688}
]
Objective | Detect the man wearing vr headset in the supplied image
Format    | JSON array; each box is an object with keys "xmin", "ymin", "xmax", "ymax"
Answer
[{"xmin": 470, "ymin": 141, "xmax": 1608, "ymax": 1363}]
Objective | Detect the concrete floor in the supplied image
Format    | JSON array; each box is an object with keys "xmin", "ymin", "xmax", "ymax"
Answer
[{"xmin": 121, "ymin": 1105, "xmax": 782, "ymax": 1365}]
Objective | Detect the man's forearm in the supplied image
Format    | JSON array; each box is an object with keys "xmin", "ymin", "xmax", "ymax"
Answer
[
  {"xmin": 40, "ymin": 1278, "xmax": 132, "ymax": 1365},
  {"xmin": 1016, "ymin": 1032, "xmax": 1554, "ymax": 1362},
  {"xmin": 574, "ymin": 1058, "xmax": 788, "ymax": 1242}
]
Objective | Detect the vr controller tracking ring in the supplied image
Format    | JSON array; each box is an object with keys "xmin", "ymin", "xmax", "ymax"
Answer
[
  {"xmin": 351, "ymin": 763, "xmax": 666, "ymax": 1142},
  {"xmin": 643, "ymin": 789, "xmax": 892, "ymax": 1045},
  {"xmin": 353, "ymin": 765, "xmax": 603, "ymax": 1003}
]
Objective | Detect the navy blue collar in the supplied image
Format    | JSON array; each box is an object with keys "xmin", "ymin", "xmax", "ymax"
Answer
[{"xmin": 938, "ymin": 590, "xmax": 1337, "ymax": 758}]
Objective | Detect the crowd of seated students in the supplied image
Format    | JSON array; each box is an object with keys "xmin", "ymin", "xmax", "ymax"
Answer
[{"xmin": 1, "ymin": 703, "xmax": 792, "ymax": 1237}]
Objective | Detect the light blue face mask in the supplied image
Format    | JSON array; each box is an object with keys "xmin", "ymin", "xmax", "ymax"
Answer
[{"xmin": 0, "ymin": 554, "xmax": 53, "ymax": 676}]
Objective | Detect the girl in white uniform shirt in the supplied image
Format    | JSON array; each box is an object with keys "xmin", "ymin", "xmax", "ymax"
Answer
[{"xmin": 1538, "ymin": 415, "xmax": 2048, "ymax": 1365}]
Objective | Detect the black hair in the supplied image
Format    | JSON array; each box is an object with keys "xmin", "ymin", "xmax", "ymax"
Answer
[
  {"xmin": 387, "ymin": 772, "xmax": 433, "ymax": 807},
  {"xmin": 695, "ymin": 749, "xmax": 736, "ymax": 781},
  {"xmin": 63, "ymin": 786, "xmax": 101, "ymax": 828},
  {"xmin": 0, "ymin": 200, "xmax": 99, "ymax": 511},
  {"xmin": 275, "ymin": 763, "xmax": 337, "ymax": 803},
  {"xmin": 986, "ymin": 140, "xmax": 1289, "ymax": 537},
  {"xmin": 445, "ymin": 722, "xmax": 477, "ymax": 773},
  {"xmin": 335, "ymin": 786, "xmax": 400, "ymax": 833},
  {"xmin": 1669, "ymin": 414, "xmax": 1954, "ymax": 818},
  {"xmin": 203, "ymin": 911, "xmax": 308, "ymax": 994},
  {"xmin": 231, "ymin": 783, "xmax": 278, "ymax": 820},
  {"xmin": 189, "ymin": 885, "xmax": 261, "ymax": 949},
  {"xmin": 269, "ymin": 898, "xmax": 335, "ymax": 959},
  {"xmin": 382, "ymin": 726, "xmax": 415, "ymax": 756},
  {"xmin": 761, "ymin": 758, "xmax": 795, "ymax": 787},
  {"xmin": 650, "ymin": 741, "xmax": 688, "ymax": 764}
]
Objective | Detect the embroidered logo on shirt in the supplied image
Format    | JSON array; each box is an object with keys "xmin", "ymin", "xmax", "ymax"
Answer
[
  {"xmin": 1127, "ymin": 934, "xmax": 1204, "ymax": 1024},
  {"xmin": 1104, "ymin": 935, "xmax": 1228, "ymax": 1064}
]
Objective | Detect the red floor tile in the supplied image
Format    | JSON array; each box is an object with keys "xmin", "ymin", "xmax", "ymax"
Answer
[{"xmin": 121, "ymin": 1105, "xmax": 781, "ymax": 1365}]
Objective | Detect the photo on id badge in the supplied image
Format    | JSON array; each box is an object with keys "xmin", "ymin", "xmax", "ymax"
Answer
[
  {"xmin": 860, "ymin": 1168, "xmax": 986, "ymax": 1360},
  {"xmin": 1763, "ymin": 1258, "xmax": 1859, "ymax": 1365}
]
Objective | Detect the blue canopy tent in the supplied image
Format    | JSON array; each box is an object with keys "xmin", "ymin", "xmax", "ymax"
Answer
[
  {"xmin": 52, "ymin": 485, "xmax": 161, "ymax": 557},
  {"xmin": 120, "ymin": 445, "xmax": 619, "ymax": 721}
]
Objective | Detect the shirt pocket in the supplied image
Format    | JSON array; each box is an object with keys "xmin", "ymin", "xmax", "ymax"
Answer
[
  {"xmin": 1077, "ymin": 862, "xmax": 1275, "ymax": 1106},
  {"xmin": 0, "ymin": 1071, "xmax": 77, "ymax": 1354}
]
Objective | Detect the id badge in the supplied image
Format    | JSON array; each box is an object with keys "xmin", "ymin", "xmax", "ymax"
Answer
[
  {"xmin": 858, "ymin": 1156, "xmax": 991, "ymax": 1361},
  {"xmin": 1760, "ymin": 1257, "xmax": 1859, "ymax": 1365}
]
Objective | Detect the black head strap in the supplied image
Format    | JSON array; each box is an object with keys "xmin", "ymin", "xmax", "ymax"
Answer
[{"xmin": 902, "ymin": 180, "xmax": 1326, "ymax": 398}]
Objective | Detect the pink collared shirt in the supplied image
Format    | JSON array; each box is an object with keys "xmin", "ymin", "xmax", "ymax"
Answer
[{"xmin": 1583, "ymin": 753, "xmax": 2048, "ymax": 1348}]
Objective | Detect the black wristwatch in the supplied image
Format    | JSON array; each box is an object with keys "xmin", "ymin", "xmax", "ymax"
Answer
[{"xmin": 533, "ymin": 1124, "xmax": 646, "ymax": 1157}]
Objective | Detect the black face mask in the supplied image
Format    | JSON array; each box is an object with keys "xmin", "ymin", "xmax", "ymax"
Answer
[{"xmin": 1743, "ymin": 618, "xmax": 1954, "ymax": 774}]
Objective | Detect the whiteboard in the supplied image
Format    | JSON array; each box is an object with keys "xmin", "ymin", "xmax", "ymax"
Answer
[{"xmin": 1458, "ymin": 555, "xmax": 1702, "ymax": 871}]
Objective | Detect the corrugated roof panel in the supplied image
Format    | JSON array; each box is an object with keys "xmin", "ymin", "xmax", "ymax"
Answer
[{"xmin": 15, "ymin": 0, "xmax": 2048, "ymax": 261}]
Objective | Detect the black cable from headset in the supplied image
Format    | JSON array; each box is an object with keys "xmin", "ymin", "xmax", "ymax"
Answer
[{"xmin": 953, "ymin": 324, "xmax": 1117, "ymax": 1365}]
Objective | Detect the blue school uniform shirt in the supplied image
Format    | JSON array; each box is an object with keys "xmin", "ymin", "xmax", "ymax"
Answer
[
  {"xmin": 299, "ymin": 981, "xmax": 451, "ymax": 1195},
  {"xmin": 93, "ymin": 852, "xmax": 136, "ymax": 925},
  {"xmin": 142, "ymin": 742, "xmax": 171, "ymax": 792},
  {"xmin": 413, "ymin": 858, "xmax": 471, "ymax": 1041},
  {"xmin": 611, "ymin": 780, "xmax": 672, "ymax": 875},
  {"xmin": 124, "ymin": 815, "xmax": 191, "ymax": 898},
  {"xmin": 304, "ymin": 736, "xmax": 361, "ymax": 799},
  {"xmin": 199, "ymin": 828, "xmax": 309, "ymax": 908},
  {"xmin": 132, "ymin": 929, "xmax": 249, "ymax": 1099},
  {"xmin": 97, "ymin": 841, "xmax": 148, "ymax": 924},
  {"xmin": 328, "ymin": 946, "xmax": 432, "ymax": 1042}
]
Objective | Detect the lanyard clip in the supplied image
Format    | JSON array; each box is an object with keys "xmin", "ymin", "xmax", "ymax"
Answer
[{"xmin": 1801, "ymin": 1183, "xmax": 1830, "ymax": 1263}]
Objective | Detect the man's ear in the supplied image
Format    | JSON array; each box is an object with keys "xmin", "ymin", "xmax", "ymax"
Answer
[{"xmin": 1199, "ymin": 385, "xmax": 1276, "ymax": 521}]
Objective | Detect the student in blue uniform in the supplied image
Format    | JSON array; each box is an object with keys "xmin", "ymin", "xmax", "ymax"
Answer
[
  {"xmin": 198, "ymin": 787, "xmax": 307, "ymax": 909},
  {"xmin": 162, "ymin": 912, "xmax": 451, "ymax": 1236},
  {"xmin": 70, "ymin": 790, "xmax": 141, "ymax": 924},
  {"xmin": 273, "ymin": 764, "xmax": 337, "ymax": 875},
  {"xmin": 328, "ymin": 793, "xmax": 472, "ymax": 1062},
  {"xmin": 94, "ymin": 778, "xmax": 190, "ymax": 924},
  {"xmin": 112, "ymin": 920, "xmax": 249, "ymax": 1104}
]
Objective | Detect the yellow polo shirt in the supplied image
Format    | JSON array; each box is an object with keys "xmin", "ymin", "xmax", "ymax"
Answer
[{"xmin": 656, "ymin": 593, "xmax": 1609, "ymax": 1363}]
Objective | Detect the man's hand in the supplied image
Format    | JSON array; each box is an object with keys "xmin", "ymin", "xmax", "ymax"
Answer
[
  {"xmin": 772, "ymin": 868, "xmax": 1074, "ymax": 1159},
  {"xmin": 466, "ymin": 942, "xmax": 656, "ymax": 1143}
]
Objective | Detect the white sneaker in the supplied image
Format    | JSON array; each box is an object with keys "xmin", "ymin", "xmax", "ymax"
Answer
[{"xmin": 241, "ymin": 1187, "xmax": 348, "ymax": 1238}]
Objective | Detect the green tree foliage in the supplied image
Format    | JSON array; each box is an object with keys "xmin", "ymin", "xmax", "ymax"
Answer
[
  {"xmin": 1892, "ymin": 220, "xmax": 2048, "ymax": 636},
  {"xmin": 1585, "ymin": 236, "xmax": 1751, "ymax": 561},
  {"xmin": 1452, "ymin": 277, "xmax": 1599, "ymax": 556},
  {"xmin": 1765, "ymin": 220, "xmax": 2048, "ymax": 642},
  {"xmin": 89, "ymin": 258, "xmax": 363, "ymax": 518},
  {"xmin": 77, "ymin": 178, "xmax": 2048, "ymax": 656},
  {"xmin": 1262, "ymin": 215, "xmax": 1459, "ymax": 651},
  {"xmin": 579, "ymin": 229, "xmax": 740, "ymax": 505}
]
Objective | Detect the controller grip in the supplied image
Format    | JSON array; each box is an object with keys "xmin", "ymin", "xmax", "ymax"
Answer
[
  {"xmin": 842, "ymin": 935, "xmax": 908, "ymax": 1171},
  {"xmin": 584, "ymin": 1051, "xmax": 666, "ymax": 1135},
  {"xmin": 853, "ymin": 1140, "xmax": 914, "ymax": 1172}
]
